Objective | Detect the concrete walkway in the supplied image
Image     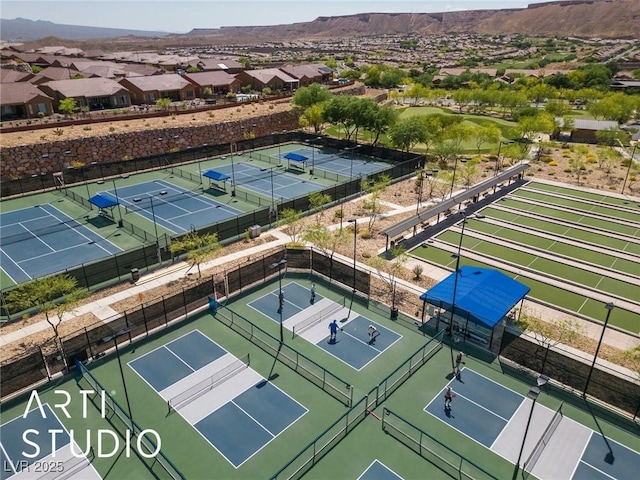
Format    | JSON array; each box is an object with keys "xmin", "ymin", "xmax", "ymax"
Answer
[{"xmin": 2, "ymin": 182, "xmax": 638, "ymax": 356}]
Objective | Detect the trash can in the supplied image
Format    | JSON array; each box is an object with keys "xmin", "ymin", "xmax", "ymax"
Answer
[{"xmin": 130, "ymin": 268, "xmax": 140, "ymax": 282}]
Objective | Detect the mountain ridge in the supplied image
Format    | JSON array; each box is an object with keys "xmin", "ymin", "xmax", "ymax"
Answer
[{"xmin": 1, "ymin": 0, "xmax": 638, "ymax": 47}]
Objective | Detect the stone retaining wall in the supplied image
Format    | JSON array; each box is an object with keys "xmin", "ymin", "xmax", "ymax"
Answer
[
  {"xmin": 1, "ymin": 84, "xmax": 366, "ymax": 180},
  {"xmin": 0, "ymin": 111, "xmax": 298, "ymax": 179}
]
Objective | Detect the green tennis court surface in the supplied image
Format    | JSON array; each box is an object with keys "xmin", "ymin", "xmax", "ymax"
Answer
[{"xmin": 1, "ymin": 275, "xmax": 637, "ymax": 480}]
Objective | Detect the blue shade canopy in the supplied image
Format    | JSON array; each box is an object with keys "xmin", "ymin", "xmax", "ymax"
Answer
[
  {"xmin": 89, "ymin": 194, "xmax": 118, "ymax": 209},
  {"xmin": 203, "ymin": 170, "xmax": 231, "ymax": 181},
  {"xmin": 420, "ymin": 266, "xmax": 530, "ymax": 329},
  {"xmin": 284, "ymin": 152, "xmax": 308, "ymax": 162}
]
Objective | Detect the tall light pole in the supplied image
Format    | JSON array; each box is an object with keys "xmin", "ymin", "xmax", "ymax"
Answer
[
  {"xmin": 111, "ymin": 178, "xmax": 123, "ymax": 224},
  {"xmin": 270, "ymin": 258, "xmax": 287, "ymax": 343},
  {"xmin": 347, "ymin": 219, "xmax": 358, "ymax": 291},
  {"xmin": 513, "ymin": 375, "xmax": 548, "ymax": 480},
  {"xmin": 622, "ymin": 143, "xmax": 637, "ymax": 195},
  {"xmin": 584, "ymin": 302, "xmax": 615, "ymax": 396},
  {"xmin": 229, "ymin": 143, "xmax": 237, "ymax": 197},
  {"xmin": 270, "ymin": 167, "xmax": 276, "ymax": 222},
  {"xmin": 448, "ymin": 210, "xmax": 467, "ymax": 332},
  {"xmin": 309, "ymin": 136, "xmax": 322, "ymax": 176},
  {"xmin": 449, "ymin": 157, "xmax": 467, "ymax": 199},
  {"xmin": 97, "ymin": 328, "xmax": 133, "ymax": 419}
]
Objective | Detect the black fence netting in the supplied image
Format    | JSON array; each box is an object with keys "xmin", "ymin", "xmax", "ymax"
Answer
[{"xmin": 500, "ymin": 329, "xmax": 640, "ymax": 417}]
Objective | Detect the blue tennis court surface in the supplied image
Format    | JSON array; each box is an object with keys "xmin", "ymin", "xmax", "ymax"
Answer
[
  {"xmin": 0, "ymin": 204, "xmax": 121, "ymax": 284},
  {"xmin": 292, "ymin": 147, "xmax": 389, "ymax": 178},
  {"xmin": 128, "ymin": 330, "xmax": 307, "ymax": 468},
  {"xmin": 424, "ymin": 368, "xmax": 639, "ymax": 480},
  {"xmin": 358, "ymin": 460, "xmax": 403, "ymax": 480},
  {"xmin": 248, "ymin": 281, "xmax": 402, "ymax": 370},
  {"xmin": 214, "ymin": 162, "xmax": 324, "ymax": 200},
  {"xmin": 0, "ymin": 404, "xmax": 100, "ymax": 480},
  {"xmin": 102, "ymin": 180, "xmax": 243, "ymax": 233}
]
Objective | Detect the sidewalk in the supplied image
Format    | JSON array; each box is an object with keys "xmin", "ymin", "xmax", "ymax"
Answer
[{"xmin": 1, "ymin": 189, "xmax": 638, "ymax": 354}]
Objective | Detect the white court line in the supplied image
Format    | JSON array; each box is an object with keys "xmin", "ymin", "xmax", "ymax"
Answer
[
  {"xmin": 18, "ymin": 221, "xmax": 56, "ymax": 252},
  {"xmin": 340, "ymin": 329, "xmax": 385, "ymax": 353},
  {"xmin": 162, "ymin": 346, "xmax": 196, "ymax": 372},
  {"xmin": 44, "ymin": 203, "xmax": 121, "ymax": 254},
  {"xmin": 569, "ymin": 431, "xmax": 593, "ymax": 480},
  {"xmin": 0, "ymin": 248, "xmax": 29, "ymax": 282},
  {"xmin": 1, "ymin": 404, "xmax": 100, "ymax": 480},
  {"xmin": 0, "ymin": 442, "xmax": 17, "ymax": 475},
  {"xmin": 490, "ymin": 398, "xmax": 530, "ymax": 449}
]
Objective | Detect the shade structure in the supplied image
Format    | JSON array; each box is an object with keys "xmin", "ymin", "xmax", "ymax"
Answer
[
  {"xmin": 203, "ymin": 170, "xmax": 231, "ymax": 181},
  {"xmin": 89, "ymin": 193, "xmax": 118, "ymax": 209},
  {"xmin": 283, "ymin": 152, "xmax": 308, "ymax": 162},
  {"xmin": 420, "ymin": 266, "xmax": 530, "ymax": 329}
]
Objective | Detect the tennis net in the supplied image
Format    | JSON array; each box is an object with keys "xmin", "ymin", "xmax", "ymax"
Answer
[
  {"xmin": 172, "ymin": 167, "xmax": 201, "ymax": 184},
  {"xmin": 292, "ymin": 298, "xmax": 346, "ymax": 338},
  {"xmin": 523, "ymin": 402, "xmax": 563, "ymax": 472},
  {"xmin": 167, "ymin": 353, "xmax": 250, "ymax": 412}
]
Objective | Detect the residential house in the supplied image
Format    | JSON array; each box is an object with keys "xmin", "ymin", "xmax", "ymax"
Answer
[
  {"xmin": 278, "ymin": 64, "xmax": 325, "ymax": 87},
  {"xmin": 38, "ymin": 77, "xmax": 131, "ymax": 111},
  {"xmin": 197, "ymin": 58, "xmax": 244, "ymax": 74},
  {"xmin": 183, "ymin": 71, "xmax": 241, "ymax": 97},
  {"xmin": 0, "ymin": 82, "xmax": 54, "ymax": 120},
  {"xmin": 118, "ymin": 75, "xmax": 196, "ymax": 104},
  {"xmin": 235, "ymin": 68, "xmax": 299, "ymax": 93}
]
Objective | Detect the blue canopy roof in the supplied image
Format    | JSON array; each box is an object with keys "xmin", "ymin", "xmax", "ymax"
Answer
[
  {"xmin": 203, "ymin": 170, "xmax": 231, "ymax": 181},
  {"xmin": 89, "ymin": 194, "xmax": 118, "ymax": 209},
  {"xmin": 420, "ymin": 266, "xmax": 530, "ymax": 329},
  {"xmin": 284, "ymin": 152, "xmax": 308, "ymax": 162}
]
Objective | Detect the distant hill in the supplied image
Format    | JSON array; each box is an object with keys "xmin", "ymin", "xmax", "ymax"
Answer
[
  {"xmin": 2, "ymin": 0, "xmax": 638, "ymax": 48},
  {"xmin": 176, "ymin": 0, "xmax": 639, "ymax": 43},
  {"xmin": 0, "ymin": 17, "xmax": 167, "ymax": 41}
]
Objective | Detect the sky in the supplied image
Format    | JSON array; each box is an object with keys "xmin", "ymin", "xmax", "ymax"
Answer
[{"xmin": 1, "ymin": 0, "xmax": 534, "ymax": 34}]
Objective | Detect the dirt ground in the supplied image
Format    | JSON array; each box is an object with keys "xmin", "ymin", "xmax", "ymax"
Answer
[{"xmin": 1, "ymin": 96, "xmax": 638, "ymax": 375}]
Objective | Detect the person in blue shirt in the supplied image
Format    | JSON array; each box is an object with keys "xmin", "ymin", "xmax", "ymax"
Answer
[{"xmin": 329, "ymin": 319, "xmax": 339, "ymax": 341}]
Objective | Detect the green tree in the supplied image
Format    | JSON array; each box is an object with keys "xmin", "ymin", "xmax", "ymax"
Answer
[
  {"xmin": 58, "ymin": 98, "xmax": 78, "ymax": 117},
  {"xmin": 299, "ymin": 104, "xmax": 325, "ymax": 133},
  {"xmin": 292, "ymin": 83, "xmax": 332, "ymax": 111},
  {"xmin": 308, "ymin": 191, "xmax": 332, "ymax": 223},
  {"xmin": 277, "ymin": 208, "xmax": 304, "ymax": 243},
  {"xmin": 4, "ymin": 274, "xmax": 82, "ymax": 366},
  {"xmin": 301, "ymin": 224, "xmax": 348, "ymax": 280},
  {"xmin": 366, "ymin": 245, "xmax": 408, "ymax": 314},
  {"xmin": 473, "ymin": 124, "xmax": 501, "ymax": 153},
  {"xmin": 202, "ymin": 87, "xmax": 213, "ymax": 98},
  {"xmin": 361, "ymin": 173, "xmax": 391, "ymax": 232},
  {"xmin": 595, "ymin": 127, "xmax": 627, "ymax": 147},
  {"xmin": 169, "ymin": 231, "xmax": 222, "ymax": 278},
  {"xmin": 155, "ymin": 97, "xmax": 172, "ymax": 111},
  {"xmin": 367, "ymin": 104, "xmax": 398, "ymax": 146}
]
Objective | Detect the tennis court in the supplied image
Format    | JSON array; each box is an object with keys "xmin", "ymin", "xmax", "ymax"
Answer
[
  {"xmin": 424, "ymin": 368, "xmax": 639, "ymax": 480},
  {"xmin": 101, "ymin": 179, "xmax": 243, "ymax": 234},
  {"xmin": 213, "ymin": 162, "xmax": 325, "ymax": 200},
  {"xmin": 1, "ymin": 404, "xmax": 100, "ymax": 480},
  {"xmin": 128, "ymin": 330, "xmax": 307, "ymax": 468},
  {"xmin": 289, "ymin": 146, "xmax": 389, "ymax": 178},
  {"xmin": 248, "ymin": 281, "xmax": 402, "ymax": 370},
  {"xmin": 0, "ymin": 204, "xmax": 122, "ymax": 284},
  {"xmin": 358, "ymin": 460, "xmax": 403, "ymax": 480}
]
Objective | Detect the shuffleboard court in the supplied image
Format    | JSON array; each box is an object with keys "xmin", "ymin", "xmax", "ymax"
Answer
[{"xmin": 0, "ymin": 204, "xmax": 121, "ymax": 284}]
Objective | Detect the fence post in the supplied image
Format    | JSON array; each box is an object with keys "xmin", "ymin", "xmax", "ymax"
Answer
[
  {"xmin": 39, "ymin": 345, "xmax": 51, "ymax": 381},
  {"xmin": 162, "ymin": 296, "xmax": 169, "ymax": 326},
  {"xmin": 84, "ymin": 327, "xmax": 94, "ymax": 359}
]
